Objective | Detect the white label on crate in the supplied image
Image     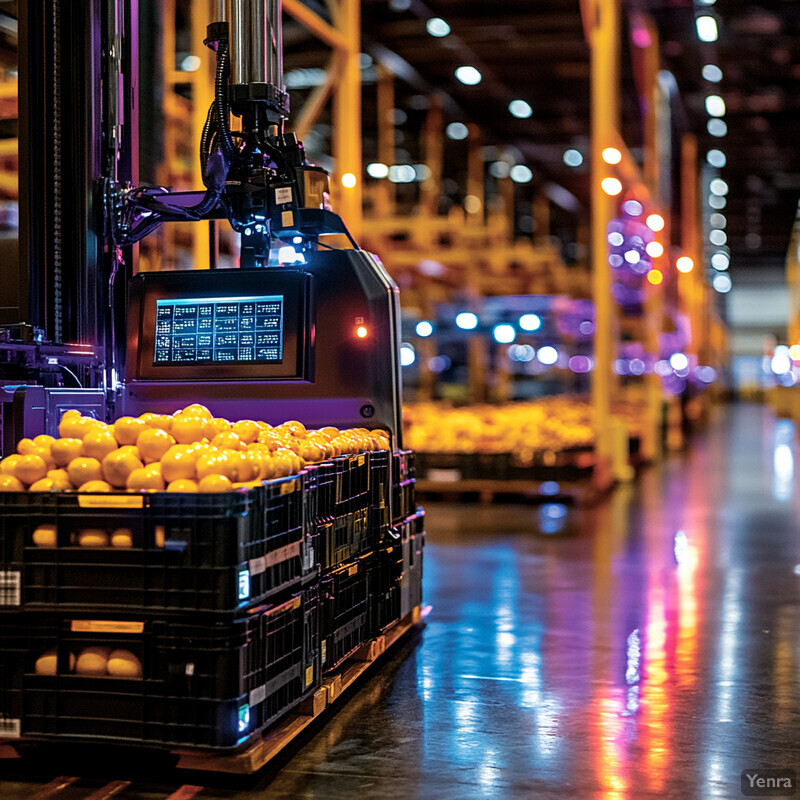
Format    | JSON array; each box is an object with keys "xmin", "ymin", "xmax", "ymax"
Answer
[
  {"xmin": 303, "ymin": 545, "xmax": 314, "ymax": 573},
  {"xmin": 0, "ymin": 717, "xmax": 21, "ymax": 739},
  {"xmin": 185, "ymin": 663, "xmax": 195, "ymax": 676},
  {"xmin": 250, "ymin": 684, "xmax": 266, "ymax": 707},
  {"xmin": 0, "ymin": 571, "xmax": 21, "ymax": 606},
  {"xmin": 249, "ymin": 556, "xmax": 267, "ymax": 576},
  {"xmin": 427, "ymin": 468, "xmax": 461, "ymax": 482},
  {"xmin": 321, "ymin": 640, "xmax": 327, "ymax": 665},
  {"xmin": 275, "ymin": 187, "xmax": 293, "ymax": 205},
  {"xmin": 263, "ymin": 541, "xmax": 301, "ymax": 569}
]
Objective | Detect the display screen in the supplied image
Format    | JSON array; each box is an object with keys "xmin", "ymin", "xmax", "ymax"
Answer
[{"xmin": 153, "ymin": 295, "xmax": 284, "ymax": 365}]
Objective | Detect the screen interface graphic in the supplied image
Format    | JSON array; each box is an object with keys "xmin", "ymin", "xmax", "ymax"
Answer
[{"xmin": 154, "ymin": 295, "xmax": 284, "ymax": 365}]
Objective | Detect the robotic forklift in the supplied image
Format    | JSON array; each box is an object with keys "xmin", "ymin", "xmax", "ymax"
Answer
[
  {"xmin": 0, "ymin": 0, "xmax": 422, "ymax": 761},
  {"xmin": 1, "ymin": 0, "xmax": 403, "ymax": 449}
]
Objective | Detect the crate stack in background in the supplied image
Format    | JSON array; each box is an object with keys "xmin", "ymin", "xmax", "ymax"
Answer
[{"xmin": 0, "ymin": 448, "xmax": 422, "ymax": 753}]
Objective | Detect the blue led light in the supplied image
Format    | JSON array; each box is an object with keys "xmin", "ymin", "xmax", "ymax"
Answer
[
  {"xmin": 238, "ymin": 569, "xmax": 251, "ymax": 601},
  {"xmin": 238, "ymin": 703, "xmax": 250, "ymax": 733}
]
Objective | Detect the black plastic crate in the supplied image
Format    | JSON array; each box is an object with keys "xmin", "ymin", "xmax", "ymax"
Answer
[
  {"xmin": 368, "ymin": 450, "xmax": 391, "ymax": 547},
  {"xmin": 368, "ymin": 546, "xmax": 403, "ymax": 637},
  {"xmin": 391, "ymin": 451, "xmax": 416, "ymax": 523},
  {"xmin": 333, "ymin": 453, "xmax": 370, "ymax": 520},
  {"xmin": 0, "ymin": 475, "xmax": 306, "ymax": 616},
  {"xmin": 320, "ymin": 556, "xmax": 370, "ymax": 672},
  {"xmin": 0, "ymin": 592, "xmax": 315, "ymax": 750}
]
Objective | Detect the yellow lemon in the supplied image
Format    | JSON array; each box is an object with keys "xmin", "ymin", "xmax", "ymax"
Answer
[
  {"xmin": 47, "ymin": 469, "xmax": 74, "ymax": 490},
  {"xmin": 167, "ymin": 478, "xmax": 199, "ymax": 493},
  {"xmin": 77, "ymin": 529, "xmax": 109, "ymax": 547},
  {"xmin": 159, "ymin": 444, "xmax": 199, "ymax": 483},
  {"xmin": 203, "ymin": 417, "xmax": 232, "ymax": 439},
  {"xmin": 182, "ymin": 403, "xmax": 213, "ymax": 420},
  {"xmin": 136, "ymin": 427, "xmax": 175, "ymax": 464},
  {"xmin": 112, "ymin": 416, "xmax": 148, "ymax": 446},
  {"xmin": 198, "ymin": 473, "xmax": 234, "ymax": 493},
  {"xmin": 0, "ymin": 474, "xmax": 24, "ymax": 491},
  {"xmin": 75, "ymin": 646, "xmax": 110, "ymax": 675},
  {"xmin": 51, "ymin": 438, "xmax": 84, "ymax": 467},
  {"xmin": 107, "ymin": 649, "xmax": 142, "ymax": 678},
  {"xmin": 14, "ymin": 454, "xmax": 48, "ymax": 486},
  {"xmin": 66, "ymin": 457, "xmax": 103, "ymax": 487},
  {"xmin": 28, "ymin": 478, "xmax": 55, "ymax": 492},
  {"xmin": 210, "ymin": 431, "xmax": 245, "ymax": 452},
  {"xmin": 101, "ymin": 448, "xmax": 144, "ymax": 488},
  {"xmin": 231, "ymin": 420, "xmax": 260, "ymax": 444},
  {"xmin": 82, "ymin": 428, "xmax": 119, "ymax": 461},
  {"xmin": 32, "ymin": 524, "xmax": 57, "ymax": 547},
  {"xmin": 126, "ymin": 464, "xmax": 165, "ymax": 492},
  {"xmin": 171, "ymin": 414, "xmax": 207, "ymax": 445},
  {"xmin": 111, "ymin": 528, "xmax": 133, "ymax": 547},
  {"xmin": 59, "ymin": 414, "xmax": 101, "ymax": 440},
  {"xmin": 78, "ymin": 479, "xmax": 113, "ymax": 493},
  {"xmin": 0, "ymin": 454, "xmax": 22, "ymax": 475}
]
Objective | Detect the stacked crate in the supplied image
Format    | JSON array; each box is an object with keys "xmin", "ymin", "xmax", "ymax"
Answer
[{"xmin": 0, "ymin": 449, "xmax": 422, "ymax": 753}]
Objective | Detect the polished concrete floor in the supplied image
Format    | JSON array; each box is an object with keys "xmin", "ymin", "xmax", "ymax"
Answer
[{"xmin": 2, "ymin": 402, "xmax": 799, "ymax": 798}]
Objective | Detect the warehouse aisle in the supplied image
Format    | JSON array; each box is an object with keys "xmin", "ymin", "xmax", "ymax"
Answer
[
  {"xmin": 254, "ymin": 401, "xmax": 800, "ymax": 799},
  {"xmin": 2, "ymin": 402, "xmax": 799, "ymax": 799}
]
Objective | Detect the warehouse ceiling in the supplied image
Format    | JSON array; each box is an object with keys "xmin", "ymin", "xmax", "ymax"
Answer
[{"xmin": 282, "ymin": 0, "xmax": 800, "ymax": 276}]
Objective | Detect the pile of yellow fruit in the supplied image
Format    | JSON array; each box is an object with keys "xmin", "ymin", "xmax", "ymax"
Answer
[
  {"xmin": 35, "ymin": 646, "xmax": 142, "ymax": 678},
  {"xmin": 0, "ymin": 404, "xmax": 389, "ymax": 494},
  {"xmin": 404, "ymin": 394, "xmax": 646, "ymax": 454}
]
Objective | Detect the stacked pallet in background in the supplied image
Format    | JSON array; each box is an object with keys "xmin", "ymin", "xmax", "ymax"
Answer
[{"xmin": 0, "ymin": 449, "xmax": 422, "ymax": 754}]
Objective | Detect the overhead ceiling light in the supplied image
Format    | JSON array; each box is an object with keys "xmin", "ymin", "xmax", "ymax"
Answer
[
  {"xmin": 709, "ymin": 178, "xmax": 729, "ymax": 196},
  {"xmin": 601, "ymin": 177, "xmax": 623, "ymax": 196},
  {"xmin": 676, "ymin": 256, "xmax": 694, "ymax": 273},
  {"xmin": 426, "ymin": 17, "xmax": 450, "ymax": 37},
  {"xmin": 712, "ymin": 273, "xmax": 732, "ymax": 293},
  {"xmin": 646, "ymin": 213, "xmax": 665, "ymax": 232},
  {"xmin": 602, "ymin": 147, "xmax": 622, "ymax": 165},
  {"xmin": 706, "ymin": 149, "xmax": 726, "ymax": 168},
  {"xmin": 622, "ymin": 200, "xmax": 643, "ymax": 217},
  {"xmin": 711, "ymin": 252, "xmax": 730, "ymax": 270},
  {"xmin": 702, "ymin": 64, "xmax": 723, "ymax": 82},
  {"xmin": 446, "ymin": 122, "xmax": 469, "ymax": 140},
  {"xmin": 563, "ymin": 149, "xmax": 583, "ymax": 167},
  {"xmin": 705, "ymin": 95, "xmax": 726, "ymax": 117},
  {"xmin": 366, "ymin": 162, "xmax": 388, "ymax": 179},
  {"xmin": 709, "ymin": 229, "xmax": 727, "ymax": 246},
  {"xmin": 646, "ymin": 241, "xmax": 664, "ymax": 258},
  {"xmin": 455, "ymin": 66, "xmax": 482, "ymax": 85},
  {"xmin": 508, "ymin": 99, "xmax": 533, "ymax": 119},
  {"xmin": 696, "ymin": 15, "xmax": 718, "ymax": 42},
  {"xmin": 710, "ymin": 213, "xmax": 726, "ymax": 229},
  {"xmin": 489, "ymin": 161, "xmax": 511, "ymax": 179},
  {"xmin": 707, "ymin": 119, "xmax": 727, "ymax": 137},
  {"xmin": 510, "ymin": 165, "xmax": 533, "ymax": 183},
  {"xmin": 709, "ymin": 194, "xmax": 727, "ymax": 209}
]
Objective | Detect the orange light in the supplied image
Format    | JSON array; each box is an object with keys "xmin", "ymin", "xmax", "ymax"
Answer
[
  {"xmin": 356, "ymin": 326, "xmax": 368, "ymax": 339},
  {"xmin": 676, "ymin": 256, "xmax": 694, "ymax": 273},
  {"xmin": 647, "ymin": 269, "xmax": 663, "ymax": 285},
  {"xmin": 342, "ymin": 172, "xmax": 357, "ymax": 188},
  {"xmin": 601, "ymin": 177, "xmax": 623, "ymax": 196},
  {"xmin": 646, "ymin": 213, "xmax": 665, "ymax": 232},
  {"xmin": 789, "ymin": 345, "xmax": 800, "ymax": 361},
  {"xmin": 646, "ymin": 241, "xmax": 664, "ymax": 258},
  {"xmin": 602, "ymin": 147, "xmax": 622, "ymax": 165}
]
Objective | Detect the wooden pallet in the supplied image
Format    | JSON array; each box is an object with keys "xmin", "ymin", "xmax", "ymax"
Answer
[
  {"xmin": 170, "ymin": 604, "xmax": 425, "ymax": 775},
  {"xmin": 415, "ymin": 478, "xmax": 607, "ymax": 506}
]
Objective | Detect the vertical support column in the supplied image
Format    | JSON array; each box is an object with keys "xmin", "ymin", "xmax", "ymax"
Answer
[
  {"xmin": 374, "ymin": 63, "xmax": 395, "ymax": 220},
  {"xmin": 466, "ymin": 124, "xmax": 484, "ymax": 226},
  {"xmin": 331, "ymin": 0, "xmax": 362, "ymax": 239},
  {"xmin": 420, "ymin": 95, "xmax": 443, "ymax": 219},
  {"xmin": 640, "ymin": 17, "xmax": 664, "ymax": 463},
  {"xmin": 191, "ymin": 0, "xmax": 216, "ymax": 270},
  {"xmin": 590, "ymin": 0, "xmax": 630, "ymax": 485}
]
